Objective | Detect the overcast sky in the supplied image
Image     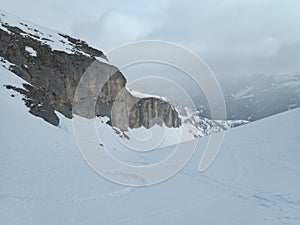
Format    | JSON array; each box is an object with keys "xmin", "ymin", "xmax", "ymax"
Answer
[{"xmin": 1, "ymin": 0, "xmax": 299, "ymax": 77}]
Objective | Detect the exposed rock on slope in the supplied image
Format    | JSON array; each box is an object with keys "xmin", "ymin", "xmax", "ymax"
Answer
[
  {"xmin": 177, "ymin": 106, "xmax": 248, "ymax": 138},
  {"xmin": 0, "ymin": 12, "xmax": 180, "ymax": 129}
]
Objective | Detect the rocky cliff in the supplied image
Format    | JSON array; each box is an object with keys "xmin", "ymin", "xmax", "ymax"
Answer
[{"xmin": 0, "ymin": 12, "xmax": 180, "ymax": 130}]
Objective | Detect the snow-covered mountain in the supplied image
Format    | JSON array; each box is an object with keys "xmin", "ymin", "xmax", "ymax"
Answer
[
  {"xmin": 193, "ymin": 74, "xmax": 300, "ymax": 121},
  {"xmin": 224, "ymin": 74, "xmax": 300, "ymax": 121},
  {"xmin": 194, "ymin": 74, "xmax": 300, "ymax": 121},
  {"xmin": 0, "ymin": 10, "xmax": 181, "ymax": 130},
  {"xmin": 177, "ymin": 106, "xmax": 248, "ymax": 138},
  {"xmin": 0, "ymin": 11, "xmax": 107, "ymax": 60},
  {"xmin": 0, "ymin": 10, "xmax": 247, "ymax": 139}
]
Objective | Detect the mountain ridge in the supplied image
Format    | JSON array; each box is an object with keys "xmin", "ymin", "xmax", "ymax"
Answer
[
  {"xmin": 0, "ymin": 11, "xmax": 181, "ymax": 130},
  {"xmin": 0, "ymin": 10, "xmax": 248, "ymax": 138}
]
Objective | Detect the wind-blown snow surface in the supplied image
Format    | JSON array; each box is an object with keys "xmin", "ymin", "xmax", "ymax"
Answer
[{"xmin": 1, "ymin": 65, "xmax": 300, "ymax": 225}]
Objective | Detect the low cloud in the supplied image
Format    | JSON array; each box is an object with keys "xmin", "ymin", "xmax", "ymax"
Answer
[
  {"xmin": 2, "ymin": 0, "xmax": 299, "ymax": 77},
  {"xmin": 72, "ymin": 9, "xmax": 160, "ymax": 51}
]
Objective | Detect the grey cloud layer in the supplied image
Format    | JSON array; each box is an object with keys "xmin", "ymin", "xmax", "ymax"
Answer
[{"xmin": 1, "ymin": 0, "xmax": 299, "ymax": 77}]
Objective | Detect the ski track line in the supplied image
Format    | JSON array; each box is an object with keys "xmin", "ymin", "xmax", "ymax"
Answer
[{"xmin": 0, "ymin": 187, "xmax": 137, "ymax": 203}]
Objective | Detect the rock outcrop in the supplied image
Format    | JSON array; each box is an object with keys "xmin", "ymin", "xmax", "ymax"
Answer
[{"xmin": 0, "ymin": 13, "xmax": 181, "ymax": 129}]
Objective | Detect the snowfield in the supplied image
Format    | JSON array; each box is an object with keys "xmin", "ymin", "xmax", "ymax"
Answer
[{"xmin": 1, "ymin": 66, "xmax": 300, "ymax": 224}]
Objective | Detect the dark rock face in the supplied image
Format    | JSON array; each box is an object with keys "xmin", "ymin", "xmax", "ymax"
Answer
[
  {"xmin": 129, "ymin": 98, "xmax": 180, "ymax": 128},
  {"xmin": 0, "ymin": 22, "xmax": 181, "ymax": 130},
  {"xmin": 5, "ymin": 83, "xmax": 60, "ymax": 125}
]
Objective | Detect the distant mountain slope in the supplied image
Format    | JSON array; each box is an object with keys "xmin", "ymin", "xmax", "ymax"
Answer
[
  {"xmin": 224, "ymin": 74, "xmax": 300, "ymax": 121},
  {"xmin": 195, "ymin": 74, "xmax": 300, "ymax": 121}
]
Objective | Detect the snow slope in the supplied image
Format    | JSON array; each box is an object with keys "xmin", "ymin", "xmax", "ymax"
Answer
[{"xmin": 1, "ymin": 65, "xmax": 300, "ymax": 224}]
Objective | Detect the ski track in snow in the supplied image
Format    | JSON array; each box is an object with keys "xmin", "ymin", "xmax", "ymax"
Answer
[{"xmin": 0, "ymin": 187, "xmax": 137, "ymax": 203}]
